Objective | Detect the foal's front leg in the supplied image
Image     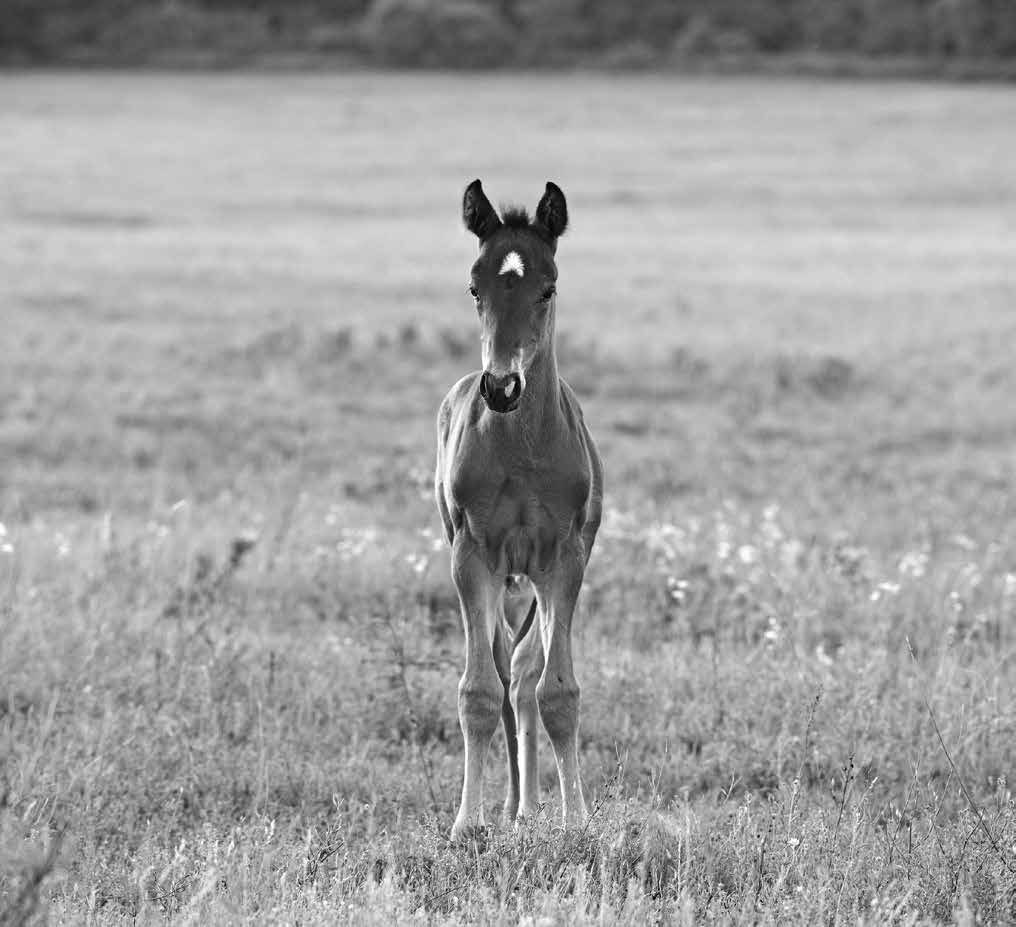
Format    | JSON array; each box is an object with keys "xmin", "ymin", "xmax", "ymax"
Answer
[
  {"xmin": 534, "ymin": 543, "xmax": 589, "ymax": 826},
  {"xmin": 450, "ymin": 539, "xmax": 502, "ymax": 840}
]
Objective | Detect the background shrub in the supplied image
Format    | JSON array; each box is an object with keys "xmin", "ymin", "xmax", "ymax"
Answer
[
  {"xmin": 2, "ymin": 0, "xmax": 1016, "ymax": 69},
  {"xmin": 360, "ymin": 0, "xmax": 516, "ymax": 67}
]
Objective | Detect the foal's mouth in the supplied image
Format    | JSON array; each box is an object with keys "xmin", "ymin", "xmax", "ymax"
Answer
[{"xmin": 479, "ymin": 371, "xmax": 522, "ymax": 414}]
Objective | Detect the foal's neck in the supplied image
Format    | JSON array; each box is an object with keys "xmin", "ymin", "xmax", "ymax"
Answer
[{"xmin": 496, "ymin": 345, "xmax": 560, "ymax": 444}]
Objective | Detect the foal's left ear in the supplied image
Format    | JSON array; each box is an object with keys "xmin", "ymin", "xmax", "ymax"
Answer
[{"xmin": 535, "ymin": 181, "xmax": 568, "ymax": 242}]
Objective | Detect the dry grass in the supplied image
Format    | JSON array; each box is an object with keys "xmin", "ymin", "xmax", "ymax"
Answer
[{"xmin": 1, "ymin": 73, "xmax": 1015, "ymax": 924}]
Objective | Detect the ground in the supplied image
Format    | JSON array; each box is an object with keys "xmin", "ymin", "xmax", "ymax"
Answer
[{"xmin": 1, "ymin": 73, "xmax": 1015, "ymax": 925}]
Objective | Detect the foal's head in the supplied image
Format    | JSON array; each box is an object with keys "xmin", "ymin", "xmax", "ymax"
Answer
[{"xmin": 462, "ymin": 179, "xmax": 568, "ymax": 414}]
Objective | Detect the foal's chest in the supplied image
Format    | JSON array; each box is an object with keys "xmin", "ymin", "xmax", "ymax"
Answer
[{"xmin": 449, "ymin": 440, "xmax": 590, "ymax": 574}]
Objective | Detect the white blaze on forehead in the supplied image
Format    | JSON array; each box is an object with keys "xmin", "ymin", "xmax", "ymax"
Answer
[{"xmin": 498, "ymin": 251, "xmax": 525, "ymax": 277}]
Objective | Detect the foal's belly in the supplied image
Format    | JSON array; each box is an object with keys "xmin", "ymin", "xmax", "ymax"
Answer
[{"xmin": 477, "ymin": 482, "xmax": 562, "ymax": 576}]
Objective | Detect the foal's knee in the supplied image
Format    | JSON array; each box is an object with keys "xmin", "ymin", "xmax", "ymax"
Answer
[
  {"xmin": 536, "ymin": 676, "xmax": 580, "ymax": 745},
  {"xmin": 458, "ymin": 675, "xmax": 502, "ymax": 738}
]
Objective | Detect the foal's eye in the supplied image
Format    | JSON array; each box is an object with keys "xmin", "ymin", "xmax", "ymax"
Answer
[
  {"xmin": 468, "ymin": 285, "xmax": 479, "ymax": 301},
  {"xmin": 540, "ymin": 285, "xmax": 556, "ymax": 302}
]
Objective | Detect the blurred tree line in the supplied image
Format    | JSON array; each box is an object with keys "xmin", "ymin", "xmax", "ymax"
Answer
[{"xmin": 3, "ymin": 0, "xmax": 1016, "ymax": 65}]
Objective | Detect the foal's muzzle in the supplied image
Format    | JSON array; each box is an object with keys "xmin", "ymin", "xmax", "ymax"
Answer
[{"xmin": 479, "ymin": 371, "xmax": 522, "ymax": 413}]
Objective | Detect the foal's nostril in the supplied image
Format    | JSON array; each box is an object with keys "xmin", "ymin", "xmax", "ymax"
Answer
[{"xmin": 479, "ymin": 371, "xmax": 522, "ymax": 413}]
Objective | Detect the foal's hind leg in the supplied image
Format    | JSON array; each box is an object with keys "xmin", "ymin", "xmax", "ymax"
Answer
[
  {"xmin": 492, "ymin": 607, "xmax": 519, "ymax": 825},
  {"xmin": 534, "ymin": 544, "xmax": 588, "ymax": 826},
  {"xmin": 510, "ymin": 602, "xmax": 544, "ymax": 820},
  {"xmin": 450, "ymin": 540, "xmax": 502, "ymax": 840}
]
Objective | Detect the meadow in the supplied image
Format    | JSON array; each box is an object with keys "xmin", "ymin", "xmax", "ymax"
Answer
[{"xmin": 1, "ymin": 72, "xmax": 1015, "ymax": 924}]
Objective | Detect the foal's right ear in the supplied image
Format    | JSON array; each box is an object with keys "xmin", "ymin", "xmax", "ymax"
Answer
[{"xmin": 462, "ymin": 179, "xmax": 502, "ymax": 241}]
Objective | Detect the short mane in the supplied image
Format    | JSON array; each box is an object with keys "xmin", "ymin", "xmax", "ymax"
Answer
[{"xmin": 500, "ymin": 205, "xmax": 531, "ymax": 229}]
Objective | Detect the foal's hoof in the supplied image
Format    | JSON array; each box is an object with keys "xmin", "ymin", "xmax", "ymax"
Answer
[{"xmin": 513, "ymin": 803, "xmax": 545, "ymax": 826}]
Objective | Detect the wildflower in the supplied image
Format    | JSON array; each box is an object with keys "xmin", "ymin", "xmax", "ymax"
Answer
[
  {"xmin": 420, "ymin": 526, "xmax": 445, "ymax": 552},
  {"xmin": 55, "ymin": 532, "xmax": 71, "ymax": 558},
  {"xmin": 405, "ymin": 553, "xmax": 428, "ymax": 575},
  {"xmin": 870, "ymin": 581, "xmax": 900, "ymax": 602},
  {"xmin": 1004, "ymin": 574, "xmax": 1016, "ymax": 598},
  {"xmin": 815, "ymin": 643, "xmax": 834, "ymax": 666},
  {"xmin": 147, "ymin": 520, "xmax": 167, "ymax": 538},
  {"xmin": 666, "ymin": 576, "xmax": 689, "ymax": 604},
  {"xmin": 0, "ymin": 522, "xmax": 10, "ymax": 555},
  {"xmin": 761, "ymin": 504, "xmax": 784, "ymax": 547},
  {"xmin": 898, "ymin": 550, "xmax": 928, "ymax": 579},
  {"xmin": 737, "ymin": 544, "xmax": 758, "ymax": 565},
  {"xmin": 763, "ymin": 615, "xmax": 782, "ymax": 645},
  {"xmin": 337, "ymin": 527, "xmax": 378, "ymax": 559},
  {"xmin": 99, "ymin": 511, "xmax": 113, "ymax": 552}
]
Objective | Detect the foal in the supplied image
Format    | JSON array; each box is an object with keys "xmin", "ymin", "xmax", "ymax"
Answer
[{"xmin": 435, "ymin": 180, "xmax": 603, "ymax": 840}]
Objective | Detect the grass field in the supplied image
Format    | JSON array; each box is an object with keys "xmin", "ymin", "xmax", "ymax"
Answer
[{"xmin": 2, "ymin": 72, "xmax": 1016, "ymax": 924}]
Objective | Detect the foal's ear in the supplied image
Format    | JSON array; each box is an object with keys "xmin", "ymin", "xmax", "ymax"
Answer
[
  {"xmin": 535, "ymin": 181, "xmax": 568, "ymax": 241},
  {"xmin": 462, "ymin": 179, "xmax": 502, "ymax": 241}
]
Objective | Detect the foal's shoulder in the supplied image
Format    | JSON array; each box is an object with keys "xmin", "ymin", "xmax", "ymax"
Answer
[
  {"xmin": 438, "ymin": 372, "xmax": 482, "ymax": 436},
  {"xmin": 443, "ymin": 372, "xmax": 482, "ymax": 409},
  {"xmin": 559, "ymin": 375, "xmax": 601, "ymax": 463},
  {"xmin": 558, "ymin": 376, "xmax": 589, "ymax": 422}
]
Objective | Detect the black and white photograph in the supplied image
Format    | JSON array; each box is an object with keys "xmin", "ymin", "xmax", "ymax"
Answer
[{"xmin": 2, "ymin": 2, "xmax": 1015, "ymax": 923}]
